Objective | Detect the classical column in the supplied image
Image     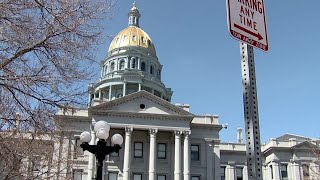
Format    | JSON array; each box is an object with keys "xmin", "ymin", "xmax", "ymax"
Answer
[
  {"xmin": 183, "ymin": 131, "xmax": 191, "ymax": 180},
  {"xmin": 290, "ymin": 158, "xmax": 301, "ymax": 180},
  {"xmin": 108, "ymin": 85, "xmax": 112, "ymax": 101},
  {"xmin": 65, "ymin": 134, "xmax": 73, "ymax": 179},
  {"xmin": 243, "ymin": 165, "xmax": 248, "ymax": 180},
  {"xmin": 271, "ymin": 160, "xmax": 281, "ymax": 180},
  {"xmin": 149, "ymin": 128, "xmax": 158, "ymax": 180},
  {"xmin": 123, "ymin": 127, "xmax": 133, "ymax": 180},
  {"xmin": 100, "ymin": 66, "xmax": 104, "ymax": 78},
  {"xmin": 87, "ymin": 126, "xmax": 96, "ymax": 180},
  {"xmin": 262, "ymin": 163, "xmax": 268, "ymax": 180},
  {"xmin": 88, "ymin": 93, "xmax": 92, "ymax": 106},
  {"xmin": 205, "ymin": 139, "xmax": 213, "ymax": 180},
  {"xmin": 138, "ymin": 83, "xmax": 141, "ymax": 91},
  {"xmin": 213, "ymin": 140, "xmax": 221, "ymax": 180},
  {"xmin": 123, "ymin": 82, "xmax": 127, "ymax": 96},
  {"xmin": 99, "ymin": 89, "xmax": 102, "ymax": 100},
  {"xmin": 137, "ymin": 57, "xmax": 141, "ymax": 69},
  {"xmin": 174, "ymin": 130, "xmax": 182, "ymax": 180},
  {"xmin": 226, "ymin": 161, "xmax": 236, "ymax": 180}
]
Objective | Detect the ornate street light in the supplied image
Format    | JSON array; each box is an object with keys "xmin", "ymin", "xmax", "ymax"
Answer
[{"xmin": 80, "ymin": 121, "xmax": 123, "ymax": 180}]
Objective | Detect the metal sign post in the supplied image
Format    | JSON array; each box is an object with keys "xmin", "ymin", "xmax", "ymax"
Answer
[
  {"xmin": 226, "ymin": 0, "xmax": 268, "ymax": 179},
  {"xmin": 240, "ymin": 43, "xmax": 262, "ymax": 180}
]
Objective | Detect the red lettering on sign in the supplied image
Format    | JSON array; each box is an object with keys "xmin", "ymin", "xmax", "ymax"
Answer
[{"xmin": 238, "ymin": 0, "xmax": 263, "ymax": 14}]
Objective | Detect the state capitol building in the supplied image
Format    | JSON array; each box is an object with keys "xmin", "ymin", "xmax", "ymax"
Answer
[{"xmin": 51, "ymin": 3, "xmax": 319, "ymax": 180}]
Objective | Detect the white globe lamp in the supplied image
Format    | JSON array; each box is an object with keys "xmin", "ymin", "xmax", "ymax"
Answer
[
  {"xmin": 111, "ymin": 133, "xmax": 124, "ymax": 145},
  {"xmin": 96, "ymin": 128, "xmax": 109, "ymax": 140},
  {"xmin": 80, "ymin": 131, "xmax": 91, "ymax": 143},
  {"xmin": 94, "ymin": 121, "xmax": 110, "ymax": 133}
]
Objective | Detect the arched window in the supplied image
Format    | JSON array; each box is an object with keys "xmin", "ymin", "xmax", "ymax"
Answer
[
  {"xmin": 120, "ymin": 60, "xmax": 125, "ymax": 70},
  {"xmin": 131, "ymin": 58, "xmax": 136, "ymax": 69},
  {"xmin": 104, "ymin": 65, "xmax": 108, "ymax": 75},
  {"xmin": 110, "ymin": 62, "xmax": 115, "ymax": 72},
  {"xmin": 141, "ymin": 62, "xmax": 146, "ymax": 71},
  {"xmin": 150, "ymin": 65, "xmax": 154, "ymax": 75}
]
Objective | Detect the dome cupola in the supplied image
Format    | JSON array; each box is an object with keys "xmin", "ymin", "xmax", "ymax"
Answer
[
  {"xmin": 108, "ymin": 2, "xmax": 156, "ymax": 57},
  {"xmin": 88, "ymin": 3, "xmax": 173, "ymax": 106},
  {"xmin": 128, "ymin": 2, "xmax": 140, "ymax": 27}
]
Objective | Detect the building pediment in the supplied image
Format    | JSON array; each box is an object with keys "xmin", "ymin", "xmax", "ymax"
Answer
[
  {"xmin": 291, "ymin": 141, "xmax": 319, "ymax": 150},
  {"xmin": 90, "ymin": 91, "xmax": 194, "ymax": 118}
]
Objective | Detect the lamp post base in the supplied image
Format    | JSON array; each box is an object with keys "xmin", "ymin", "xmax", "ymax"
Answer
[{"xmin": 96, "ymin": 160, "xmax": 103, "ymax": 180}]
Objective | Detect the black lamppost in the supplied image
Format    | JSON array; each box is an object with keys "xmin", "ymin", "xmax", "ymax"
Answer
[{"xmin": 80, "ymin": 121, "xmax": 123, "ymax": 180}]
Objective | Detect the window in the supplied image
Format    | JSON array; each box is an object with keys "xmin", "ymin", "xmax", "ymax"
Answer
[
  {"xmin": 131, "ymin": 58, "xmax": 136, "ymax": 68},
  {"xmin": 132, "ymin": 35, "xmax": 136, "ymax": 41},
  {"xmin": 102, "ymin": 65, "xmax": 106, "ymax": 75},
  {"xmin": 157, "ymin": 143, "xmax": 166, "ymax": 159},
  {"xmin": 75, "ymin": 137, "xmax": 84, "ymax": 157},
  {"xmin": 221, "ymin": 166, "xmax": 226, "ymax": 180},
  {"xmin": 191, "ymin": 145, "xmax": 199, "ymax": 160},
  {"xmin": 31, "ymin": 156, "xmax": 41, "ymax": 171},
  {"xmin": 106, "ymin": 138, "xmax": 119, "ymax": 157},
  {"xmin": 141, "ymin": 37, "xmax": 145, "ymax": 43},
  {"xmin": 110, "ymin": 151, "xmax": 119, "ymax": 157},
  {"xmin": 110, "ymin": 62, "xmax": 115, "ymax": 72},
  {"xmin": 134, "ymin": 142, "xmax": 143, "ymax": 158},
  {"xmin": 123, "ymin": 35, "xmax": 127, "ymax": 42},
  {"xmin": 150, "ymin": 65, "xmax": 154, "ymax": 74},
  {"xmin": 236, "ymin": 167, "xmax": 243, "ymax": 180},
  {"xmin": 108, "ymin": 172, "xmax": 118, "ymax": 180},
  {"xmin": 157, "ymin": 175, "xmax": 166, "ymax": 180},
  {"xmin": 281, "ymin": 164, "xmax": 288, "ymax": 180},
  {"xmin": 191, "ymin": 176, "xmax": 200, "ymax": 180},
  {"xmin": 302, "ymin": 164, "xmax": 310, "ymax": 179},
  {"xmin": 133, "ymin": 173, "xmax": 142, "ymax": 180},
  {"xmin": 120, "ymin": 60, "xmax": 125, "ymax": 70},
  {"xmin": 141, "ymin": 62, "xmax": 146, "ymax": 71},
  {"xmin": 73, "ymin": 169, "xmax": 83, "ymax": 180}
]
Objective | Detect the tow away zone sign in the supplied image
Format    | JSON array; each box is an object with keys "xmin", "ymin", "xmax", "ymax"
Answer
[{"xmin": 227, "ymin": 0, "xmax": 269, "ymax": 51}]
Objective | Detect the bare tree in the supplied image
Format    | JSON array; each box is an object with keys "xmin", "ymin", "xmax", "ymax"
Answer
[{"xmin": 0, "ymin": 0, "xmax": 115, "ymax": 179}]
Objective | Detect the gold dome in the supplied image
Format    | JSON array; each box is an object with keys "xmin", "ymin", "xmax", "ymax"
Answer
[{"xmin": 108, "ymin": 26, "xmax": 156, "ymax": 56}]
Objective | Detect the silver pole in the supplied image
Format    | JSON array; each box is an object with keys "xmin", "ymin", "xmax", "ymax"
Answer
[{"xmin": 240, "ymin": 42, "xmax": 263, "ymax": 180}]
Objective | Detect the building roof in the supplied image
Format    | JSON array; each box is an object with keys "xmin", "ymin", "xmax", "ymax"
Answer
[
  {"xmin": 108, "ymin": 26, "xmax": 156, "ymax": 56},
  {"xmin": 275, "ymin": 133, "xmax": 312, "ymax": 141}
]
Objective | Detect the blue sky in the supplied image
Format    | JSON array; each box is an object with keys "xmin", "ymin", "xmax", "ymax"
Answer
[{"xmin": 94, "ymin": 1, "xmax": 320, "ymax": 143}]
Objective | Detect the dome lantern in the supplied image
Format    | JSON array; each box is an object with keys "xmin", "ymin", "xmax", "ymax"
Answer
[{"xmin": 128, "ymin": 2, "xmax": 140, "ymax": 27}]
